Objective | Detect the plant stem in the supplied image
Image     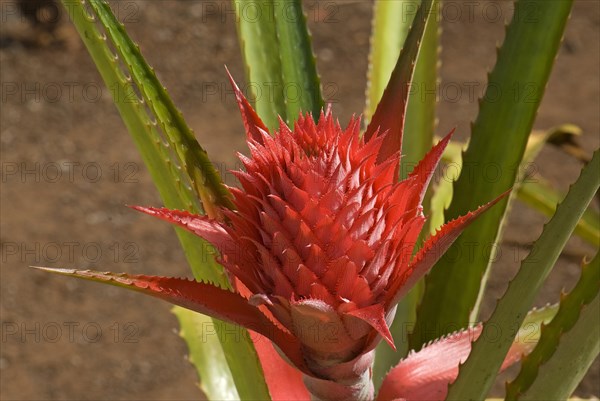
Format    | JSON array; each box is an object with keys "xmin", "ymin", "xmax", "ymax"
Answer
[{"xmin": 303, "ymin": 371, "xmax": 374, "ymax": 401}]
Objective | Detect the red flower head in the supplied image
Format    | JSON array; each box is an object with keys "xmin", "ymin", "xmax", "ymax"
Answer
[{"xmin": 36, "ymin": 75, "xmax": 505, "ymax": 400}]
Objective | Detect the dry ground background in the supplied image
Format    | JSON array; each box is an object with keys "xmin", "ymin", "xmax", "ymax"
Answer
[{"xmin": 1, "ymin": 0, "xmax": 599, "ymax": 400}]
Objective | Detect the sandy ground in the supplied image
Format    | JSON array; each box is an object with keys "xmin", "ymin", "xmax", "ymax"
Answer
[{"xmin": 1, "ymin": 0, "xmax": 598, "ymax": 400}]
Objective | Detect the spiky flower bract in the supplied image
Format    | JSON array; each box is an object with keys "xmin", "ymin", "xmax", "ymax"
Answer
[
  {"xmin": 35, "ymin": 77, "xmax": 507, "ymax": 401},
  {"xmin": 125, "ymin": 78, "xmax": 504, "ymax": 399}
]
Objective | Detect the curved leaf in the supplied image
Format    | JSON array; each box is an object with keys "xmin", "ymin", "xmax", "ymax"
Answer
[
  {"xmin": 445, "ymin": 149, "xmax": 599, "ymax": 400},
  {"xmin": 60, "ymin": 1, "xmax": 271, "ymax": 398},
  {"xmin": 506, "ymin": 252, "xmax": 600, "ymax": 399},
  {"xmin": 88, "ymin": 0, "xmax": 233, "ymax": 217},
  {"xmin": 31, "ymin": 266, "xmax": 308, "ymax": 376},
  {"xmin": 59, "ymin": 0, "xmax": 227, "ymax": 284},
  {"xmin": 414, "ymin": 0, "xmax": 575, "ymax": 348},
  {"xmin": 173, "ymin": 307, "xmax": 240, "ymax": 400},
  {"xmin": 32, "ymin": 268, "xmax": 269, "ymax": 334},
  {"xmin": 377, "ymin": 303, "xmax": 558, "ymax": 401},
  {"xmin": 386, "ymin": 190, "xmax": 508, "ymax": 308}
]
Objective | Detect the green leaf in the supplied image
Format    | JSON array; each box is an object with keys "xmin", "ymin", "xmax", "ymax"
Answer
[
  {"xmin": 365, "ymin": 0, "xmax": 414, "ymax": 124},
  {"xmin": 506, "ymin": 252, "xmax": 600, "ymax": 400},
  {"xmin": 233, "ymin": 0, "xmax": 285, "ymax": 130},
  {"xmin": 272, "ymin": 0, "xmax": 323, "ymax": 120},
  {"xmin": 60, "ymin": 0, "xmax": 226, "ymax": 285},
  {"xmin": 430, "ymin": 139, "xmax": 465, "ymax": 233},
  {"xmin": 516, "ymin": 304, "xmax": 559, "ymax": 346},
  {"xmin": 233, "ymin": 0, "xmax": 322, "ymax": 130},
  {"xmin": 172, "ymin": 307, "xmax": 239, "ymax": 401},
  {"xmin": 413, "ymin": 0, "xmax": 574, "ymax": 348},
  {"xmin": 174, "ymin": 308, "xmax": 278, "ymax": 401},
  {"xmin": 439, "ymin": 129, "xmax": 599, "ymax": 246},
  {"xmin": 445, "ymin": 148, "xmax": 599, "ymax": 400},
  {"xmin": 88, "ymin": 0, "xmax": 233, "ymax": 217},
  {"xmin": 363, "ymin": 0, "xmax": 434, "ymax": 164},
  {"xmin": 61, "ymin": 1, "xmax": 270, "ymax": 399},
  {"xmin": 402, "ymin": 0, "xmax": 439, "ymax": 182}
]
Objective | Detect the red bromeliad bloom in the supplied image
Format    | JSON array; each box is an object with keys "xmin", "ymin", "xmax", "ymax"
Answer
[
  {"xmin": 36, "ymin": 76, "xmax": 519, "ymax": 401},
  {"xmin": 129, "ymin": 99, "xmax": 502, "ymax": 398}
]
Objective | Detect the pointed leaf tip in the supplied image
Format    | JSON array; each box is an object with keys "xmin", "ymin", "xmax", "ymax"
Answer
[
  {"xmin": 30, "ymin": 266, "xmax": 76, "ymax": 275},
  {"xmin": 34, "ymin": 265, "xmax": 311, "ymax": 376},
  {"xmin": 346, "ymin": 304, "xmax": 396, "ymax": 351},
  {"xmin": 130, "ymin": 206, "xmax": 232, "ymax": 253},
  {"xmin": 406, "ymin": 128, "xmax": 455, "ymax": 207},
  {"xmin": 364, "ymin": 0, "xmax": 434, "ymax": 167},
  {"xmin": 386, "ymin": 190, "xmax": 510, "ymax": 308},
  {"xmin": 225, "ymin": 67, "xmax": 270, "ymax": 144}
]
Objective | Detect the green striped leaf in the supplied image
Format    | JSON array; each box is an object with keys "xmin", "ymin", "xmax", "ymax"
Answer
[
  {"xmin": 233, "ymin": 0, "xmax": 322, "ymax": 130},
  {"xmin": 272, "ymin": 0, "xmax": 323, "ymax": 121},
  {"xmin": 88, "ymin": 0, "xmax": 233, "ymax": 217},
  {"xmin": 172, "ymin": 308, "xmax": 239, "ymax": 400},
  {"xmin": 506, "ymin": 252, "xmax": 599, "ymax": 400},
  {"xmin": 413, "ymin": 0, "xmax": 574, "ymax": 348},
  {"xmin": 61, "ymin": 1, "xmax": 270, "ymax": 399},
  {"xmin": 445, "ymin": 149, "xmax": 599, "ymax": 400}
]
